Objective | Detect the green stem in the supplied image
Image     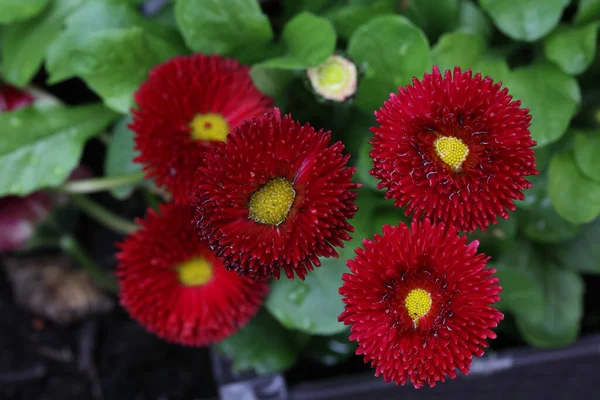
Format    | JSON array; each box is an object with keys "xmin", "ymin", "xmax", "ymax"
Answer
[
  {"xmin": 70, "ymin": 194, "xmax": 138, "ymax": 235},
  {"xmin": 57, "ymin": 171, "xmax": 146, "ymax": 194},
  {"xmin": 60, "ymin": 235, "xmax": 118, "ymax": 292}
]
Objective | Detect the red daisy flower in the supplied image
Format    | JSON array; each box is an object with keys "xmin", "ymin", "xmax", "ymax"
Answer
[
  {"xmin": 191, "ymin": 108, "xmax": 359, "ymax": 280},
  {"xmin": 131, "ymin": 54, "xmax": 274, "ymax": 203},
  {"xmin": 339, "ymin": 219, "xmax": 503, "ymax": 388},
  {"xmin": 370, "ymin": 66, "xmax": 537, "ymax": 232},
  {"xmin": 117, "ymin": 203, "xmax": 268, "ymax": 346}
]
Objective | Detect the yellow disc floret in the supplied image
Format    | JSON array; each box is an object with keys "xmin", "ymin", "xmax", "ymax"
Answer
[
  {"xmin": 190, "ymin": 113, "xmax": 230, "ymax": 141},
  {"xmin": 248, "ymin": 178, "xmax": 296, "ymax": 225},
  {"xmin": 177, "ymin": 257, "xmax": 213, "ymax": 286},
  {"xmin": 405, "ymin": 288, "xmax": 432, "ymax": 323},
  {"xmin": 434, "ymin": 136, "xmax": 469, "ymax": 171}
]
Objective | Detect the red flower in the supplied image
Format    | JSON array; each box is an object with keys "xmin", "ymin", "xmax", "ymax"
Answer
[
  {"xmin": 131, "ymin": 54, "xmax": 274, "ymax": 203},
  {"xmin": 191, "ymin": 108, "xmax": 359, "ymax": 280},
  {"xmin": 339, "ymin": 219, "xmax": 503, "ymax": 388},
  {"xmin": 370, "ymin": 66, "xmax": 537, "ymax": 232},
  {"xmin": 117, "ymin": 203, "xmax": 268, "ymax": 346},
  {"xmin": 0, "ymin": 84, "xmax": 34, "ymax": 111}
]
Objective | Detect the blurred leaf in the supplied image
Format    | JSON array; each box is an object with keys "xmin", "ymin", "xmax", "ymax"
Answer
[
  {"xmin": 265, "ymin": 256, "xmax": 347, "ymax": 335},
  {"xmin": 175, "ymin": 0, "xmax": 272, "ymax": 62},
  {"xmin": 283, "ymin": 0, "xmax": 332, "ymax": 20},
  {"xmin": 457, "ymin": 0, "xmax": 493, "ymax": 40},
  {"xmin": 544, "ymin": 23, "xmax": 599, "ymax": 75},
  {"xmin": 371, "ymin": 207, "xmax": 410, "ymax": 234},
  {"xmin": 256, "ymin": 12, "xmax": 336, "ymax": 69},
  {"xmin": 574, "ymin": 131, "xmax": 600, "ymax": 182},
  {"xmin": 575, "ymin": 0, "xmax": 600, "ymax": 24},
  {"xmin": 505, "ymin": 63, "xmax": 580, "ymax": 147},
  {"xmin": 216, "ymin": 311, "xmax": 299, "ymax": 374},
  {"xmin": 0, "ymin": 0, "xmax": 48, "ymax": 24},
  {"xmin": 104, "ymin": 115, "xmax": 142, "ymax": 200},
  {"xmin": 467, "ymin": 215, "xmax": 518, "ymax": 257},
  {"xmin": 46, "ymin": 0, "xmax": 184, "ymax": 112},
  {"xmin": 522, "ymin": 196, "xmax": 581, "ymax": 243},
  {"xmin": 250, "ymin": 68, "xmax": 294, "ymax": 98},
  {"xmin": 0, "ymin": 104, "xmax": 118, "ymax": 196},
  {"xmin": 343, "ymin": 188, "xmax": 379, "ymax": 257},
  {"xmin": 432, "ymin": 31, "xmax": 487, "ymax": 71},
  {"xmin": 551, "ymin": 217, "xmax": 600, "ymax": 273},
  {"xmin": 348, "ymin": 15, "xmax": 432, "ymax": 113},
  {"xmin": 356, "ymin": 136, "xmax": 379, "ymax": 191},
  {"xmin": 478, "ymin": 0, "xmax": 569, "ymax": 41},
  {"xmin": 548, "ymin": 151, "xmax": 600, "ymax": 223},
  {"xmin": 515, "ymin": 173, "xmax": 548, "ymax": 210},
  {"xmin": 1, "ymin": 0, "xmax": 82, "ymax": 87},
  {"xmin": 516, "ymin": 265, "xmax": 583, "ymax": 347},
  {"xmin": 304, "ymin": 330, "xmax": 356, "ymax": 366},
  {"xmin": 473, "ymin": 56, "xmax": 511, "ymax": 83},
  {"xmin": 403, "ymin": 0, "xmax": 461, "ymax": 39},
  {"xmin": 493, "ymin": 262, "xmax": 544, "ymax": 322},
  {"xmin": 324, "ymin": 0, "xmax": 396, "ymax": 39}
]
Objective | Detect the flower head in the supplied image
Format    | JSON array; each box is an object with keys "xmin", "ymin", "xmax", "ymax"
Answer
[
  {"xmin": 117, "ymin": 203, "xmax": 268, "ymax": 346},
  {"xmin": 370, "ymin": 66, "xmax": 537, "ymax": 232},
  {"xmin": 339, "ymin": 219, "xmax": 503, "ymax": 388},
  {"xmin": 306, "ymin": 54, "xmax": 358, "ymax": 102},
  {"xmin": 131, "ymin": 54, "xmax": 274, "ymax": 203},
  {"xmin": 191, "ymin": 108, "xmax": 359, "ymax": 280}
]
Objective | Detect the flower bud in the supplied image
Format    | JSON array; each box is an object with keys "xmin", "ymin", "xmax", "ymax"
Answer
[{"xmin": 306, "ymin": 55, "xmax": 358, "ymax": 102}]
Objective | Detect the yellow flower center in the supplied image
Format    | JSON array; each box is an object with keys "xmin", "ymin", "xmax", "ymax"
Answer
[
  {"xmin": 318, "ymin": 61, "xmax": 348, "ymax": 90},
  {"xmin": 405, "ymin": 288, "xmax": 432, "ymax": 323},
  {"xmin": 434, "ymin": 136, "xmax": 469, "ymax": 171},
  {"xmin": 190, "ymin": 113, "xmax": 230, "ymax": 141},
  {"xmin": 176, "ymin": 257, "xmax": 213, "ymax": 287},
  {"xmin": 248, "ymin": 178, "xmax": 295, "ymax": 225}
]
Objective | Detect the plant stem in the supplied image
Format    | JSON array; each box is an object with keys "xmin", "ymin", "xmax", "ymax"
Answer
[
  {"xmin": 57, "ymin": 171, "xmax": 146, "ymax": 194},
  {"xmin": 59, "ymin": 235, "xmax": 118, "ymax": 292},
  {"xmin": 69, "ymin": 194, "xmax": 138, "ymax": 235}
]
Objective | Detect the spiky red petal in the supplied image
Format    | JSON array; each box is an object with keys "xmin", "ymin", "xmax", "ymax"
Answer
[
  {"xmin": 117, "ymin": 203, "xmax": 268, "ymax": 346},
  {"xmin": 191, "ymin": 108, "xmax": 359, "ymax": 280},
  {"xmin": 370, "ymin": 66, "xmax": 537, "ymax": 232},
  {"xmin": 339, "ymin": 219, "xmax": 503, "ymax": 388},
  {"xmin": 130, "ymin": 54, "xmax": 274, "ymax": 203}
]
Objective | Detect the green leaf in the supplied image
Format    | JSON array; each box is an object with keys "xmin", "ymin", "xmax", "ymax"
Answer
[
  {"xmin": 551, "ymin": 217, "xmax": 600, "ymax": 273},
  {"xmin": 70, "ymin": 27, "xmax": 179, "ymax": 112},
  {"xmin": 457, "ymin": 0, "xmax": 493, "ymax": 40},
  {"xmin": 574, "ymin": 132, "xmax": 600, "ymax": 182},
  {"xmin": 548, "ymin": 151, "xmax": 600, "ymax": 224},
  {"xmin": 104, "ymin": 115, "xmax": 142, "ymax": 200},
  {"xmin": 466, "ymin": 215, "xmax": 518, "ymax": 257},
  {"xmin": 472, "ymin": 55, "xmax": 511, "ymax": 83},
  {"xmin": 478, "ymin": 0, "xmax": 569, "ymax": 42},
  {"xmin": 493, "ymin": 263, "xmax": 544, "ymax": 322},
  {"xmin": 0, "ymin": 104, "xmax": 118, "ymax": 196},
  {"xmin": 304, "ymin": 330, "xmax": 356, "ymax": 367},
  {"xmin": 324, "ymin": 0, "xmax": 396, "ymax": 40},
  {"xmin": 575, "ymin": 0, "xmax": 600, "ymax": 24},
  {"xmin": 348, "ymin": 15, "xmax": 432, "ymax": 113},
  {"xmin": 46, "ymin": 0, "xmax": 184, "ymax": 112},
  {"xmin": 432, "ymin": 31, "xmax": 487, "ymax": 72},
  {"xmin": 256, "ymin": 12, "xmax": 336, "ymax": 69},
  {"xmin": 504, "ymin": 63, "xmax": 581, "ymax": 147},
  {"xmin": 0, "ymin": 0, "xmax": 48, "ymax": 24},
  {"xmin": 216, "ymin": 311, "xmax": 299, "ymax": 374},
  {"xmin": 403, "ymin": 0, "xmax": 461, "ymax": 39},
  {"xmin": 544, "ymin": 23, "xmax": 599, "ymax": 75},
  {"xmin": 515, "ymin": 173, "xmax": 548, "ymax": 210},
  {"xmin": 356, "ymin": 136, "xmax": 380, "ymax": 191},
  {"xmin": 283, "ymin": 0, "xmax": 332, "ymax": 20},
  {"xmin": 516, "ymin": 266, "xmax": 584, "ymax": 347},
  {"xmin": 522, "ymin": 196, "xmax": 581, "ymax": 243},
  {"xmin": 265, "ymin": 256, "xmax": 348, "ymax": 335},
  {"xmin": 175, "ymin": 0, "xmax": 272, "ymax": 61},
  {"xmin": 1, "ymin": 0, "xmax": 82, "ymax": 87}
]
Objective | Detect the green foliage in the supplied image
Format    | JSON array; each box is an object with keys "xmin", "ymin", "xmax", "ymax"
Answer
[
  {"xmin": 544, "ymin": 23, "xmax": 600, "ymax": 75},
  {"xmin": 479, "ymin": 0, "xmax": 569, "ymax": 41},
  {"xmin": 505, "ymin": 63, "xmax": 581, "ymax": 147},
  {"xmin": 573, "ymin": 131, "xmax": 600, "ymax": 182},
  {"xmin": 403, "ymin": 0, "xmax": 461, "ymax": 40},
  {"xmin": 575, "ymin": 0, "xmax": 600, "ymax": 24},
  {"xmin": 0, "ymin": 0, "xmax": 48, "ymax": 24},
  {"xmin": 104, "ymin": 116, "xmax": 143, "ymax": 200},
  {"xmin": 175, "ymin": 0, "xmax": 272, "ymax": 63},
  {"xmin": 348, "ymin": 15, "xmax": 432, "ymax": 112},
  {"xmin": 216, "ymin": 311, "xmax": 301, "ymax": 374},
  {"xmin": 0, "ymin": 103, "xmax": 118, "ymax": 196}
]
